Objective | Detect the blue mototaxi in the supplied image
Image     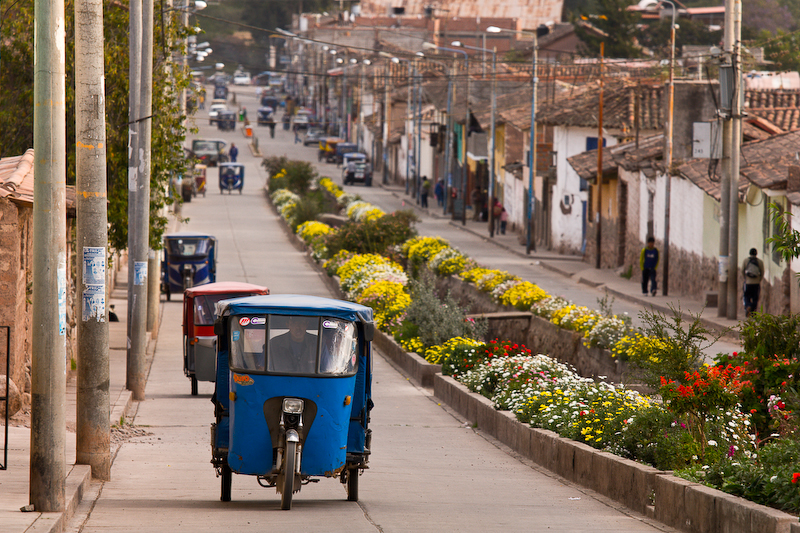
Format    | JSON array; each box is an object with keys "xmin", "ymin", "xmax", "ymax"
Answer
[
  {"xmin": 160, "ymin": 232, "xmax": 218, "ymax": 301},
  {"xmin": 211, "ymin": 294, "xmax": 375, "ymax": 510},
  {"xmin": 219, "ymin": 163, "xmax": 244, "ymax": 194}
]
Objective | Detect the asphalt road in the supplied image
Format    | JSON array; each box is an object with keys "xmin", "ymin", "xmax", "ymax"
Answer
[{"xmin": 65, "ymin": 87, "xmax": 674, "ymax": 532}]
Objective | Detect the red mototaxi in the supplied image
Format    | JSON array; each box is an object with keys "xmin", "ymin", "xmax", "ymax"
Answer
[{"xmin": 183, "ymin": 282, "xmax": 269, "ymax": 395}]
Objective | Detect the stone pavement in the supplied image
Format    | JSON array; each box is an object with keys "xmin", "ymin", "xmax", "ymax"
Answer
[{"xmin": 0, "ymin": 264, "xmax": 157, "ymax": 533}]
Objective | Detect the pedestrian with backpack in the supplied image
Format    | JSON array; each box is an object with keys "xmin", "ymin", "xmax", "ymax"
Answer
[
  {"xmin": 640, "ymin": 236, "xmax": 659, "ymax": 296},
  {"xmin": 742, "ymin": 248, "xmax": 765, "ymax": 317}
]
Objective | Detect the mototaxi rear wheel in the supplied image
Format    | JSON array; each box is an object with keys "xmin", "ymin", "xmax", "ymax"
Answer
[
  {"xmin": 346, "ymin": 467, "xmax": 359, "ymax": 502},
  {"xmin": 220, "ymin": 463, "xmax": 232, "ymax": 502}
]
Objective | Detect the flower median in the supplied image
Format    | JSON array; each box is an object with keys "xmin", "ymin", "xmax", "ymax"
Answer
[{"xmin": 270, "ymin": 173, "xmax": 800, "ymax": 516}]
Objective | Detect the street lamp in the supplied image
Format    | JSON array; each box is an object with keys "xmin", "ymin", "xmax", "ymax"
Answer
[
  {"xmin": 453, "ymin": 40, "xmax": 497, "ymax": 236},
  {"xmin": 423, "ymin": 42, "xmax": 469, "ymax": 225},
  {"xmin": 487, "ymin": 24, "xmax": 547, "ymax": 253}
]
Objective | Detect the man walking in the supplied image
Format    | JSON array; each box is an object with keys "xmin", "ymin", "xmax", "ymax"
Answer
[
  {"xmin": 742, "ymin": 247, "xmax": 765, "ymax": 317},
  {"xmin": 228, "ymin": 143, "xmax": 239, "ymax": 163},
  {"xmin": 421, "ymin": 176, "xmax": 431, "ymax": 208},
  {"xmin": 640, "ymin": 236, "xmax": 659, "ymax": 296}
]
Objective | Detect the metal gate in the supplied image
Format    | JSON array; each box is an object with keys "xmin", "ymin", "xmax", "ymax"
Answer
[{"xmin": 1, "ymin": 326, "xmax": 9, "ymax": 469}]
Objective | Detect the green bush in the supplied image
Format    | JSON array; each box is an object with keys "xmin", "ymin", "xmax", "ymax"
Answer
[
  {"xmin": 400, "ymin": 273, "xmax": 486, "ymax": 351},
  {"xmin": 613, "ymin": 405, "xmax": 701, "ymax": 470},
  {"xmin": 288, "ymin": 190, "xmax": 325, "ymax": 232},
  {"xmin": 680, "ymin": 437, "xmax": 800, "ymax": 515},
  {"xmin": 717, "ymin": 313, "xmax": 800, "ymax": 439},
  {"xmin": 324, "ymin": 210, "xmax": 418, "ymax": 259},
  {"xmin": 263, "ymin": 157, "xmax": 317, "ymax": 195}
]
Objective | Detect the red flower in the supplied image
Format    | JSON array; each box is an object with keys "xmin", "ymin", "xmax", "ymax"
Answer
[{"xmin": 792, "ymin": 473, "xmax": 800, "ymax": 484}]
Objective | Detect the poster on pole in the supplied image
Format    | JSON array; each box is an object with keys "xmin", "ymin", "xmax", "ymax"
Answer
[
  {"xmin": 134, "ymin": 261, "xmax": 148, "ymax": 286},
  {"xmin": 58, "ymin": 261, "xmax": 67, "ymax": 337},
  {"xmin": 82, "ymin": 285, "xmax": 106, "ymax": 322},
  {"xmin": 82, "ymin": 246, "xmax": 106, "ymax": 285}
]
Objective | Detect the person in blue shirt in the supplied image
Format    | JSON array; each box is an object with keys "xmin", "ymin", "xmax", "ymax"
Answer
[
  {"xmin": 228, "ymin": 143, "xmax": 239, "ymax": 163},
  {"xmin": 640, "ymin": 236, "xmax": 659, "ymax": 297}
]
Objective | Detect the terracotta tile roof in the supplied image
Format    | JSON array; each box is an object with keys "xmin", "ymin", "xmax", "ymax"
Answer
[
  {"xmin": 0, "ymin": 149, "xmax": 76, "ymax": 213},
  {"xmin": 678, "ymin": 129, "xmax": 800, "ymax": 202},
  {"xmin": 567, "ymin": 134, "xmax": 665, "ymax": 181},
  {"xmin": 745, "ymin": 89, "xmax": 800, "ymax": 132},
  {"xmin": 0, "ymin": 150, "xmax": 35, "ymax": 204},
  {"xmin": 538, "ymin": 80, "xmax": 664, "ymax": 132}
]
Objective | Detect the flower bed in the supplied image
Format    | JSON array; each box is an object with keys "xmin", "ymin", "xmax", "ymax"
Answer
[{"xmin": 269, "ymin": 171, "xmax": 800, "ymax": 518}]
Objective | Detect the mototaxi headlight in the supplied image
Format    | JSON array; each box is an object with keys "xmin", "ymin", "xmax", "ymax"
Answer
[{"xmin": 282, "ymin": 398, "xmax": 304, "ymax": 414}]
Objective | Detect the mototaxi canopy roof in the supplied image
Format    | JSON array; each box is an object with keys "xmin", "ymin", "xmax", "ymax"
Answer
[
  {"xmin": 184, "ymin": 281, "xmax": 269, "ymax": 297},
  {"xmin": 217, "ymin": 294, "xmax": 373, "ymax": 325}
]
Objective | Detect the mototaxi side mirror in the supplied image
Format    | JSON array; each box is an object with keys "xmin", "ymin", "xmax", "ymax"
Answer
[{"xmin": 361, "ymin": 321, "xmax": 374, "ymax": 342}]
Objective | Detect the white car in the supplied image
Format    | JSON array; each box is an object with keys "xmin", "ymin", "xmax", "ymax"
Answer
[
  {"xmin": 208, "ymin": 103, "xmax": 227, "ymax": 125},
  {"xmin": 232, "ymin": 73, "xmax": 251, "ymax": 85}
]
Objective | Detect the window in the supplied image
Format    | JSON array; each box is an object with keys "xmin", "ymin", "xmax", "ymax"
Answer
[
  {"xmin": 194, "ymin": 294, "xmax": 232, "ymax": 326},
  {"xmin": 228, "ymin": 314, "xmax": 358, "ymax": 376},
  {"xmin": 167, "ymin": 238, "xmax": 209, "ymax": 257}
]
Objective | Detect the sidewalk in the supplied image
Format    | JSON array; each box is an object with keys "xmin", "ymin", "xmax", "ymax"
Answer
[
  {"xmin": 380, "ymin": 183, "xmax": 742, "ymax": 344},
  {"xmin": 0, "ymin": 265, "xmax": 156, "ymax": 533}
]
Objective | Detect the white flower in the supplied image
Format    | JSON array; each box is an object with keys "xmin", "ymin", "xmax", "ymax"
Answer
[
  {"xmin": 692, "ymin": 455, "xmax": 698, "ymax": 461},
  {"xmin": 770, "ymin": 475, "xmax": 778, "ymax": 482},
  {"xmin": 708, "ymin": 440, "xmax": 718, "ymax": 446},
  {"xmin": 702, "ymin": 465, "xmax": 710, "ymax": 470}
]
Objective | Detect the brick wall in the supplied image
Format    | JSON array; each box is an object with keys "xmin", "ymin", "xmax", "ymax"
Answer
[{"xmin": 0, "ymin": 200, "xmax": 32, "ymax": 397}]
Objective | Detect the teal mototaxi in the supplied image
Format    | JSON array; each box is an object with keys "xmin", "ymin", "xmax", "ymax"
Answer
[{"xmin": 211, "ymin": 294, "xmax": 374, "ymax": 509}]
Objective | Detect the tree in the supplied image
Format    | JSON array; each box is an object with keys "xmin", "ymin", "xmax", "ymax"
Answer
[
  {"xmin": 0, "ymin": 0, "xmax": 190, "ymax": 252},
  {"xmin": 574, "ymin": 0, "xmax": 643, "ymax": 58}
]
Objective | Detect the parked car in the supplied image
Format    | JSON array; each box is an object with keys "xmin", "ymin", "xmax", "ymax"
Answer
[
  {"xmin": 232, "ymin": 72, "xmax": 251, "ymax": 85},
  {"xmin": 190, "ymin": 139, "xmax": 228, "ymax": 167},
  {"xmin": 292, "ymin": 114, "xmax": 309, "ymax": 130},
  {"xmin": 342, "ymin": 153, "xmax": 372, "ymax": 186},
  {"xmin": 208, "ymin": 103, "xmax": 227, "ymax": 125},
  {"xmin": 303, "ymin": 127, "xmax": 325, "ymax": 146}
]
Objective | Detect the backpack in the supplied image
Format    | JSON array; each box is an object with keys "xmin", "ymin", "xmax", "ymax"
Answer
[{"xmin": 745, "ymin": 257, "xmax": 761, "ymax": 279}]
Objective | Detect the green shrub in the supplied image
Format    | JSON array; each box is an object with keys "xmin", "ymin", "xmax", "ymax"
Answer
[
  {"xmin": 324, "ymin": 210, "xmax": 418, "ymax": 259},
  {"xmin": 263, "ymin": 157, "xmax": 317, "ymax": 195},
  {"xmin": 401, "ymin": 273, "xmax": 486, "ymax": 351},
  {"xmin": 720, "ymin": 313, "xmax": 800, "ymax": 439}
]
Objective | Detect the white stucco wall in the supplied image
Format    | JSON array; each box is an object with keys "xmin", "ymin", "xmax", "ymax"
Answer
[
  {"xmin": 502, "ymin": 173, "xmax": 525, "ymax": 228},
  {"xmin": 552, "ymin": 126, "xmax": 617, "ymax": 251},
  {"xmin": 668, "ymin": 176, "xmax": 705, "ymax": 257}
]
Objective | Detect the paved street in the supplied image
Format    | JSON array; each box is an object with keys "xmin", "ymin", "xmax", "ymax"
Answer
[{"xmin": 56, "ymin": 88, "xmax": 675, "ymax": 532}]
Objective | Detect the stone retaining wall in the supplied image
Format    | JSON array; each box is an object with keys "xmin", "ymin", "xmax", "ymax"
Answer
[{"xmin": 436, "ymin": 274, "xmax": 634, "ymax": 384}]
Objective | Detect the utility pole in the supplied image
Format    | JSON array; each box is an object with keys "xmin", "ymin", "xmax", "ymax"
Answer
[
  {"xmin": 488, "ymin": 47, "xmax": 496, "ymax": 237},
  {"xmin": 127, "ymin": 0, "xmax": 151, "ymax": 401},
  {"xmin": 662, "ymin": 1, "xmax": 677, "ymax": 296},
  {"xmin": 31, "ymin": 0, "xmax": 67, "ymax": 511},
  {"xmin": 415, "ymin": 60, "xmax": 423, "ymax": 204},
  {"xmin": 443, "ymin": 61, "xmax": 456, "ymax": 216},
  {"xmin": 461, "ymin": 59, "xmax": 470, "ymax": 226},
  {"xmin": 717, "ymin": 0, "xmax": 734, "ymax": 317},
  {"xmin": 595, "ymin": 43, "xmax": 604, "ymax": 270},
  {"xmin": 383, "ymin": 63, "xmax": 390, "ymax": 184},
  {"xmin": 727, "ymin": 0, "xmax": 742, "ymax": 320},
  {"xmin": 75, "ymin": 0, "xmax": 111, "ymax": 481},
  {"xmin": 527, "ymin": 35, "xmax": 539, "ymax": 254}
]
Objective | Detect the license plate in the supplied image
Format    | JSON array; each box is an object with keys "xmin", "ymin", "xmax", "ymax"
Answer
[{"xmin": 355, "ymin": 173, "xmax": 364, "ymax": 179}]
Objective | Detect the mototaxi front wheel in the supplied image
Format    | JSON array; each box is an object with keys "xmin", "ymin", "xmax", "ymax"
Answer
[{"xmin": 280, "ymin": 440, "xmax": 297, "ymax": 510}]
